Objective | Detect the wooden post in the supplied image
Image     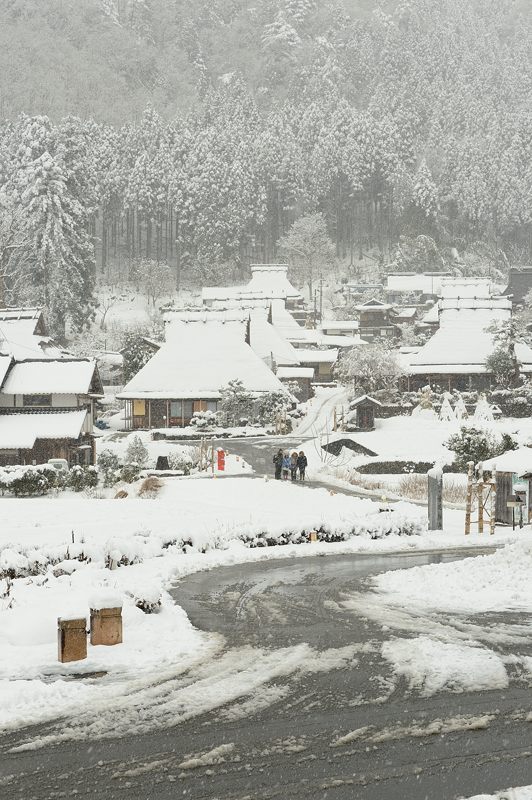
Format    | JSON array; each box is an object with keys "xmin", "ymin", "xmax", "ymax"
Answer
[
  {"xmin": 478, "ymin": 462, "xmax": 485, "ymax": 534},
  {"xmin": 489, "ymin": 479, "xmax": 497, "ymax": 535},
  {"xmin": 465, "ymin": 461, "xmax": 474, "ymax": 535}
]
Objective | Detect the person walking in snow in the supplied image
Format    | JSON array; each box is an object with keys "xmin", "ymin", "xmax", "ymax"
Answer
[
  {"xmin": 273, "ymin": 448, "xmax": 283, "ymax": 480},
  {"xmin": 297, "ymin": 450, "xmax": 308, "ymax": 481},
  {"xmin": 282, "ymin": 451, "xmax": 291, "ymax": 480},
  {"xmin": 290, "ymin": 451, "xmax": 298, "ymax": 481}
]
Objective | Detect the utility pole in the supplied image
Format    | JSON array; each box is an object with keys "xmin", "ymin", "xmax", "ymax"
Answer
[{"xmin": 319, "ymin": 275, "xmax": 324, "ymax": 322}]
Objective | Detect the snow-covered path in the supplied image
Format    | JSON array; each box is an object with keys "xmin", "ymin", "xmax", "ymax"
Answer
[
  {"xmin": 291, "ymin": 385, "xmax": 349, "ymax": 437},
  {"xmin": 2, "ymin": 550, "xmax": 531, "ymax": 799}
]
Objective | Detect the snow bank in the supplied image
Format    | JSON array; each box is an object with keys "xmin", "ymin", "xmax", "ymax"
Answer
[
  {"xmin": 464, "ymin": 787, "xmax": 532, "ymax": 800},
  {"xmin": 372, "ymin": 540, "xmax": 532, "ymax": 615},
  {"xmin": 382, "ymin": 636, "xmax": 508, "ymax": 695}
]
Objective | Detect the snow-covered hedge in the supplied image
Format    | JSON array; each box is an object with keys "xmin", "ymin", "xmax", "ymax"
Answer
[
  {"xmin": 0, "ymin": 465, "xmax": 63, "ymax": 497},
  {"xmin": 0, "ymin": 464, "xmax": 98, "ymax": 496},
  {"xmin": 0, "ymin": 501, "xmax": 425, "ymax": 580}
]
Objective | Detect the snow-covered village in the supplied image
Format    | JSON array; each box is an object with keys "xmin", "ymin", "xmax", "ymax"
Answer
[{"xmin": 1, "ymin": 2, "xmax": 532, "ymax": 799}]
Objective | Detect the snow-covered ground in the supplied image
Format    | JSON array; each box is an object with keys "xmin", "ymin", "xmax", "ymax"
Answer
[
  {"xmin": 464, "ymin": 787, "xmax": 532, "ymax": 800},
  {"xmin": 0, "ymin": 476, "xmax": 429, "ymax": 735},
  {"xmin": 342, "ymin": 539, "xmax": 532, "ymax": 698},
  {"xmin": 2, "ymin": 470, "xmax": 524, "ymax": 738},
  {"xmin": 292, "ymin": 385, "xmax": 349, "ymax": 437}
]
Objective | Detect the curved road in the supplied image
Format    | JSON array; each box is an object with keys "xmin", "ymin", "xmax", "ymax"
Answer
[{"xmin": 1, "ymin": 550, "xmax": 530, "ymax": 799}]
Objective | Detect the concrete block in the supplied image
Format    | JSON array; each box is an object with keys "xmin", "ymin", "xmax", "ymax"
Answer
[
  {"xmin": 90, "ymin": 607, "xmax": 123, "ymax": 646},
  {"xmin": 58, "ymin": 617, "xmax": 87, "ymax": 663}
]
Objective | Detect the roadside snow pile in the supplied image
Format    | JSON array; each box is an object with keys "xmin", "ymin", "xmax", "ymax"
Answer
[
  {"xmin": 382, "ymin": 636, "xmax": 508, "ymax": 695},
  {"xmin": 464, "ymin": 787, "xmax": 532, "ymax": 800},
  {"xmin": 371, "ymin": 540, "xmax": 532, "ymax": 615}
]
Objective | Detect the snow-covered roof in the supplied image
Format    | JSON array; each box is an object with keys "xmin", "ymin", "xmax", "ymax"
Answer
[
  {"xmin": 249, "ymin": 309, "xmax": 300, "ymax": 366},
  {"xmin": 118, "ymin": 320, "xmax": 287, "ymax": 400},
  {"xmin": 393, "ymin": 307, "xmax": 417, "ymax": 318},
  {"xmin": 247, "ymin": 264, "xmax": 302, "ymax": 300},
  {"xmin": 354, "ymin": 299, "xmax": 393, "ymax": 311},
  {"xmin": 421, "ymin": 303, "xmax": 440, "ymax": 324},
  {"xmin": 317, "ymin": 335, "xmax": 364, "ymax": 348},
  {"xmin": 350, "ymin": 394, "xmax": 383, "ymax": 407},
  {"xmin": 164, "ymin": 308, "xmax": 300, "ymax": 367},
  {"xmin": 202, "ymin": 264, "xmax": 303, "ymax": 306},
  {"xmin": 440, "ymin": 278, "xmax": 493, "ymax": 299},
  {"xmin": 295, "ymin": 349, "xmax": 338, "ymax": 364},
  {"xmin": 386, "ymin": 273, "xmax": 450, "ymax": 295},
  {"xmin": 270, "ymin": 299, "xmax": 308, "ymax": 341},
  {"xmin": 439, "ymin": 297, "xmax": 511, "ymax": 313},
  {"xmin": 202, "ymin": 287, "xmax": 268, "ymax": 303},
  {"xmin": 276, "ymin": 367, "xmax": 314, "ymax": 379},
  {"xmin": 406, "ymin": 308, "xmax": 532, "ymax": 374},
  {"xmin": 320, "ymin": 320, "xmax": 360, "ymax": 332},
  {"xmin": 483, "ymin": 447, "xmax": 532, "ymax": 475},
  {"xmin": 0, "ymin": 409, "xmax": 88, "ymax": 449},
  {"xmin": 2, "ymin": 359, "xmax": 100, "ymax": 395},
  {"xmin": 0, "ymin": 308, "xmax": 68, "ymax": 360}
]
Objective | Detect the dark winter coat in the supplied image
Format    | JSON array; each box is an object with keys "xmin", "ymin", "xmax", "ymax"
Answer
[
  {"xmin": 297, "ymin": 455, "xmax": 308, "ymax": 471},
  {"xmin": 273, "ymin": 451, "xmax": 283, "ymax": 467}
]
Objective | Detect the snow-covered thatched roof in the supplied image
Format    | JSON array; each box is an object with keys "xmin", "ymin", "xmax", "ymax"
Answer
[
  {"xmin": 386, "ymin": 273, "xmax": 451, "ymax": 295},
  {"xmin": 202, "ymin": 264, "xmax": 303, "ymax": 307},
  {"xmin": 118, "ymin": 319, "xmax": 288, "ymax": 400},
  {"xmin": 0, "ymin": 409, "xmax": 88, "ymax": 449},
  {"xmin": 406, "ymin": 307, "xmax": 532, "ymax": 375},
  {"xmin": 2, "ymin": 359, "xmax": 102, "ymax": 395},
  {"xmin": 247, "ymin": 264, "xmax": 302, "ymax": 300},
  {"xmin": 0, "ymin": 307, "xmax": 68, "ymax": 360}
]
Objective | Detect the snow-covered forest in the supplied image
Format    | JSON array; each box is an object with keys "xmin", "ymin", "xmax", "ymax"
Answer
[{"xmin": 0, "ymin": 0, "xmax": 531, "ymax": 335}]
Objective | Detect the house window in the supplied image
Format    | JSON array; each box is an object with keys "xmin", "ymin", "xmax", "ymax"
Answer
[
  {"xmin": 206, "ymin": 401, "xmax": 218, "ymax": 413},
  {"xmin": 193, "ymin": 400, "xmax": 208, "ymax": 413},
  {"xmin": 133, "ymin": 399, "xmax": 146, "ymax": 416},
  {"xmin": 170, "ymin": 401, "xmax": 181, "ymax": 419},
  {"xmin": 23, "ymin": 394, "xmax": 51, "ymax": 407}
]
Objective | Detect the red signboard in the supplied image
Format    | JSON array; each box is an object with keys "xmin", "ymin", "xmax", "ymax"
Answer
[{"xmin": 217, "ymin": 448, "xmax": 225, "ymax": 471}]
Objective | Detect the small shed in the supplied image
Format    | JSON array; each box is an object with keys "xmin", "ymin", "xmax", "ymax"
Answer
[
  {"xmin": 349, "ymin": 395, "xmax": 382, "ymax": 431},
  {"xmin": 483, "ymin": 447, "xmax": 532, "ymax": 525}
]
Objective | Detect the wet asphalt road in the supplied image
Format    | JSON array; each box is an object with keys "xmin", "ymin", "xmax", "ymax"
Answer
[{"xmin": 1, "ymin": 550, "xmax": 531, "ymax": 800}]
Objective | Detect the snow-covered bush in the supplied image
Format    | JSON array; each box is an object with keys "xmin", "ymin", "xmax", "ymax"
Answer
[
  {"xmin": 97, "ymin": 449, "xmax": 121, "ymax": 487},
  {"xmin": 0, "ymin": 465, "xmax": 64, "ymax": 497},
  {"xmin": 166, "ymin": 452, "xmax": 192, "ymax": 475},
  {"xmin": 68, "ymin": 465, "xmax": 98, "ymax": 492},
  {"xmin": 190, "ymin": 410, "xmax": 218, "ymax": 430},
  {"xmin": 219, "ymin": 379, "xmax": 254, "ymax": 426},
  {"xmin": 133, "ymin": 585, "xmax": 162, "ymax": 614},
  {"xmin": 120, "ymin": 462, "xmax": 142, "ymax": 483},
  {"xmin": 256, "ymin": 391, "xmax": 292, "ymax": 426},
  {"xmin": 446, "ymin": 427, "xmax": 517, "ymax": 471},
  {"xmin": 125, "ymin": 435, "xmax": 149, "ymax": 468}
]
